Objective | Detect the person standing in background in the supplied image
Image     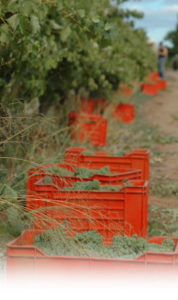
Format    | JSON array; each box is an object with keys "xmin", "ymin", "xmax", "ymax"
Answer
[{"xmin": 158, "ymin": 42, "xmax": 168, "ymax": 78}]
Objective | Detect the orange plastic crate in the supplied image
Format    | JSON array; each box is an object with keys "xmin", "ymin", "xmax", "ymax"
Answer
[
  {"xmin": 68, "ymin": 112, "xmax": 107, "ymax": 147},
  {"xmin": 81, "ymin": 98, "xmax": 107, "ymax": 114},
  {"xmin": 146, "ymin": 71, "xmax": 159, "ymax": 82},
  {"xmin": 81, "ymin": 98, "xmax": 96, "ymax": 114},
  {"xmin": 6, "ymin": 232, "xmax": 178, "ymax": 276},
  {"xmin": 28, "ymin": 179, "xmax": 148, "ymax": 244},
  {"xmin": 27, "ymin": 163, "xmax": 142, "ymax": 211},
  {"xmin": 65, "ymin": 147, "xmax": 150, "ymax": 181},
  {"xmin": 114, "ymin": 104, "xmax": 135, "ymax": 123},
  {"xmin": 141, "ymin": 83, "xmax": 158, "ymax": 96},
  {"xmin": 117, "ymin": 83, "xmax": 133, "ymax": 98},
  {"xmin": 156, "ymin": 79, "xmax": 167, "ymax": 90}
]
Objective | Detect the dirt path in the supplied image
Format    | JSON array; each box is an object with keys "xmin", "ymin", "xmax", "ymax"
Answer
[
  {"xmin": 143, "ymin": 71, "xmax": 178, "ymax": 207},
  {"xmin": 144, "ymin": 71, "xmax": 178, "ymax": 137}
]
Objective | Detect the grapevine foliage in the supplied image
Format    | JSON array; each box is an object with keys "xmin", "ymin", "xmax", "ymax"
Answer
[{"xmin": 0, "ymin": 0, "xmax": 156, "ymax": 106}]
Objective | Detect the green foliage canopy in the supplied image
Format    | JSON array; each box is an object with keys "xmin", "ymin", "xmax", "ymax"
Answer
[
  {"xmin": 0, "ymin": 0, "xmax": 156, "ymax": 105},
  {"xmin": 165, "ymin": 22, "xmax": 178, "ymax": 58}
]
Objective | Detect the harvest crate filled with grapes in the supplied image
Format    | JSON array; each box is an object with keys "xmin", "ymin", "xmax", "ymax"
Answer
[{"xmin": 1, "ymin": 0, "xmax": 178, "ymax": 287}]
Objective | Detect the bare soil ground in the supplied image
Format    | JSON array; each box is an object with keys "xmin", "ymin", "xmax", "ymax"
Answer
[
  {"xmin": 143, "ymin": 71, "xmax": 178, "ymax": 207},
  {"xmin": 143, "ymin": 71, "xmax": 178, "ymax": 137}
]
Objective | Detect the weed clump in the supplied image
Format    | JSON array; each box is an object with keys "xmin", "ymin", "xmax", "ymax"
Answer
[
  {"xmin": 148, "ymin": 206, "xmax": 178, "ymax": 237},
  {"xmin": 0, "ymin": 184, "xmax": 17, "ymax": 205},
  {"xmin": 6, "ymin": 207, "xmax": 23, "ymax": 237}
]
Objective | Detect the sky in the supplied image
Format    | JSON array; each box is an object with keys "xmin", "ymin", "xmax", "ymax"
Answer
[{"xmin": 121, "ymin": 0, "xmax": 178, "ymax": 46}]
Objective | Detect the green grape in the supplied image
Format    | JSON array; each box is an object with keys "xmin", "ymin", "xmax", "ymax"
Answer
[
  {"xmin": 82, "ymin": 150, "xmax": 95, "ymax": 156},
  {"xmin": 33, "ymin": 227, "xmax": 175, "ymax": 259},
  {"xmin": 74, "ymin": 230, "xmax": 103, "ymax": 250},
  {"xmin": 72, "ymin": 180, "xmax": 101, "ymax": 191},
  {"xmin": 43, "ymin": 176, "xmax": 53, "ymax": 185},
  {"xmin": 73, "ymin": 166, "xmax": 112, "ymax": 177},
  {"xmin": 63, "ymin": 180, "xmax": 123, "ymax": 191},
  {"xmin": 101, "ymin": 184, "xmax": 122, "ymax": 192},
  {"xmin": 110, "ymin": 150, "xmax": 125, "ymax": 157},
  {"xmin": 161, "ymin": 238, "xmax": 175, "ymax": 251},
  {"xmin": 46, "ymin": 166, "xmax": 73, "ymax": 176}
]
